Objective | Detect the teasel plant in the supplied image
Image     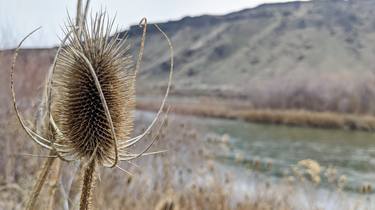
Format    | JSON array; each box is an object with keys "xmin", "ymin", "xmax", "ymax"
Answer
[{"xmin": 10, "ymin": 1, "xmax": 174, "ymax": 209}]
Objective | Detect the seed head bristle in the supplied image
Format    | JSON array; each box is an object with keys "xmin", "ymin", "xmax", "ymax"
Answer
[{"xmin": 53, "ymin": 13, "xmax": 135, "ymax": 165}]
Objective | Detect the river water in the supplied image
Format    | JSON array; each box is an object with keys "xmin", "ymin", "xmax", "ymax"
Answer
[
  {"xmin": 138, "ymin": 110, "xmax": 375, "ymax": 192},
  {"xmin": 137, "ymin": 111, "xmax": 375, "ymax": 208},
  {"xmin": 203, "ymin": 116, "xmax": 375, "ymax": 193}
]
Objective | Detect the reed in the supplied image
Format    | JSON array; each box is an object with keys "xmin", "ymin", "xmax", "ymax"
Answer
[{"xmin": 137, "ymin": 99, "xmax": 375, "ymax": 131}]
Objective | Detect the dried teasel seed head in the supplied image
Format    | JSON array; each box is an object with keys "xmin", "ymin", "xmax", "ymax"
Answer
[{"xmin": 52, "ymin": 13, "xmax": 135, "ymax": 165}]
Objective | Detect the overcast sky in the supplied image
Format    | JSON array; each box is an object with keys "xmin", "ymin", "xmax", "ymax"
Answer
[{"xmin": 0, "ymin": 0, "xmax": 308, "ymax": 48}]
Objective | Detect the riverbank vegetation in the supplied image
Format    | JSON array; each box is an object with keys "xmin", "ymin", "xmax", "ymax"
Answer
[
  {"xmin": 137, "ymin": 97, "xmax": 375, "ymax": 132},
  {"xmin": 0, "ymin": 112, "xmax": 372, "ymax": 209}
]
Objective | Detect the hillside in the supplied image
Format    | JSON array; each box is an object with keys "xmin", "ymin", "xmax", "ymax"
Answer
[
  {"xmin": 130, "ymin": 0, "xmax": 375, "ymax": 83},
  {"xmin": 126, "ymin": 0, "xmax": 375, "ymax": 113},
  {"xmin": 2, "ymin": 0, "xmax": 375, "ymax": 114}
]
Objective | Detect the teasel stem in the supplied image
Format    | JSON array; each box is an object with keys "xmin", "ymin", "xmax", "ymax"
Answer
[
  {"xmin": 26, "ymin": 155, "xmax": 56, "ymax": 210},
  {"xmin": 135, "ymin": 18, "xmax": 147, "ymax": 77},
  {"xmin": 82, "ymin": 0, "xmax": 91, "ymax": 29},
  {"xmin": 79, "ymin": 159, "xmax": 96, "ymax": 210},
  {"xmin": 47, "ymin": 159, "xmax": 62, "ymax": 210},
  {"xmin": 76, "ymin": 0, "xmax": 90, "ymax": 36},
  {"xmin": 76, "ymin": 0, "xmax": 83, "ymax": 28}
]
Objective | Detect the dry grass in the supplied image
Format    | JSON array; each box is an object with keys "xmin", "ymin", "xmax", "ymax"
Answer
[
  {"xmin": 0, "ymin": 111, "xmax": 372, "ymax": 210},
  {"xmin": 137, "ymin": 98, "xmax": 375, "ymax": 131}
]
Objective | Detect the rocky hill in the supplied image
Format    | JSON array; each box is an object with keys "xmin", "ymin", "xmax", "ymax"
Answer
[
  {"xmin": 126, "ymin": 0, "xmax": 375, "ymax": 113},
  {"xmin": 2, "ymin": 0, "xmax": 375, "ymax": 114}
]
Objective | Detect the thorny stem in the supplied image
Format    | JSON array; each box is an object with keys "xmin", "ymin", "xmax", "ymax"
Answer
[
  {"xmin": 79, "ymin": 160, "xmax": 96, "ymax": 210},
  {"xmin": 47, "ymin": 159, "xmax": 62, "ymax": 210},
  {"xmin": 135, "ymin": 18, "xmax": 147, "ymax": 77},
  {"xmin": 82, "ymin": 0, "xmax": 91, "ymax": 29},
  {"xmin": 76, "ymin": 0, "xmax": 91, "ymax": 36},
  {"xmin": 26, "ymin": 154, "xmax": 56, "ymax": 210},
  {"xmin": 76, "ymin": 0, "xmax": 83, "ymax": 28}
]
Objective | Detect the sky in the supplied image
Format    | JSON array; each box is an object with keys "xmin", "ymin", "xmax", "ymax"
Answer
[{"xmin": 0, "ymin": 0, "xmax": 309, "ymax": 49}]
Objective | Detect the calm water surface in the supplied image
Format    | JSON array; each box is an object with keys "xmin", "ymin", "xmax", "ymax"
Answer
[
  {"xmin": 205, "ymin": 117, "xmax": 375, "ymax": 192},
  {"xmin": 138, "ymin": 111, "xmax": 375, "ymax": 193}
]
